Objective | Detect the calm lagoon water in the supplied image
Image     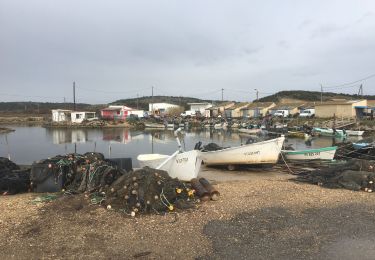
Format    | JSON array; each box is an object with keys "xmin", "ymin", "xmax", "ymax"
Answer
[{"xmin": 0, "ymin": 126, "xmax": 363, "ymax": 166}]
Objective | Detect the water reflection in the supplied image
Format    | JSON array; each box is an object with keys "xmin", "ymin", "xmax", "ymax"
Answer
[
  {"xmin": 0, "ymin": 126, "xmax": 372, "ymax": 166},
  {"xmin": 47, "ymin": 129, "xmax": 89, "ymax": 144}
]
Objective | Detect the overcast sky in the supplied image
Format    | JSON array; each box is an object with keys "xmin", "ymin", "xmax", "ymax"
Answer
[{"xmin": 1, "ymin": 0, "xmax": 375, "ymax": 104}]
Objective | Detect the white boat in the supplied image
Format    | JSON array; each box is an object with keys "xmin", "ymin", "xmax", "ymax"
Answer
[
  {"xmin": 199, "ymin": 136, "xmax": 285, "ymax": 167},
  {"xmin": 144, "ymin": 123, "xmax": 165, "ymax": 129},
  {"xmin": 166, "ymin": 123, "xmax": 175, "ymax": 129},
  {"xmin": 137, "ymin": 127, "xmax": 202, "ymax": 181},
  {"xmin": 282, "ymin": 146, "xmax": 337, "ymax": 161},
  {"xmin": 137, "ymin": 150, "xmax": 202, "ymax": 181},
  {"xmin": 346, "ymin": 130, "xmax": 364, "ymax": 136},
  {"xmin": 313, "ymin": 127, "xmax": 346, "ymax": 137},
  {"xmin": 238, "ymin": 128, "xmax": 262, "ymax": 135},
  {"xmin": 214, "ymin": 123, "xmax": 223, "ymax": 129},
  {"xmin": 137, "ymin": 154, "xmax": 169, "ymax": 168}
]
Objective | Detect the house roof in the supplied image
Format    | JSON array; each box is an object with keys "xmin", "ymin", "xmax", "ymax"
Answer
[
  {"xmin": 207, "ymin": 101, "xmax": 235, "ymax": 110},
  {"xmin": 271, "ymin": 103, "xmax": 305, "ymax": 110},
  {"xmin": 52, "ymin": 109, "xmax": 72, "ymax": 113},
  {"xmin": 187, "ymin": 102, "xmax": 211, "ymax": 105},
  {"xmin": 241, "ymin": 102, "xmax": 275, "ymax": 110},
  {"xmin": 101, "ymin": 105, "xmax": 135, "ymax": 111},
  {"xmin": 227, "ymin": 102, "xmax": 249, "ymax": 110},
  {"xmin": 315, "ymin": 100, "xmax": 365, "ymax": 106},
  {"xmin": 71, "ymin": 111, "xmax": 96, "ymax": 114}
]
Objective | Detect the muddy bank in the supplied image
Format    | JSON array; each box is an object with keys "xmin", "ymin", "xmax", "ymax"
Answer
[
  {"xmin": 0, "ymin": 127, "xmax": 15, "ymax": 134},
  {"xmin": 2, "ymin": 169, "xmax": 375, "ymax": 259}
]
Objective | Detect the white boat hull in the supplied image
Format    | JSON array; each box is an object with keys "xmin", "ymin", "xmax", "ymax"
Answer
[
  {"xmin": 137, "ymin": 150, "xmax": 202, "ymax": 181},
  {"xmin": 282, "ymin": 147, "xmax": 337, "ymax": 161},
  {"xmin": 238, "ymin": 128, "xmax": 262, "ymax": 135},
  {"xmin": 144, "ymin": 123, "xmax": 165, "ymax": 129},
  {"xmin": 200, "ymin": 136, "xmax": 285, "ymax": 165},
  {"xmin": 346, "ymin": 130, "xmax": 364, "ymax": 136}
]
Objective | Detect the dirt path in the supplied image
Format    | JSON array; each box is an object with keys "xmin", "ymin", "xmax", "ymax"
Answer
[{"xmin": 1, "ymin": 169, "xmax": 375, "ymax": 259}]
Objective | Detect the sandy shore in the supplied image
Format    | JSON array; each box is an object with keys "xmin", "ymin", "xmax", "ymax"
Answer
[{"xmin": 1, "ymin": 167, "xmax": 375, "ymax": 259}]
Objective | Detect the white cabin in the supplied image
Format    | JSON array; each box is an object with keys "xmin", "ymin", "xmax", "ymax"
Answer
[
  {"xmin": 71, "ymin": 111, "xmax": 97, "ymax": 123},
  {"xmin": 52, "ymin": 109, "xmax": 72, "ymax": 122}
]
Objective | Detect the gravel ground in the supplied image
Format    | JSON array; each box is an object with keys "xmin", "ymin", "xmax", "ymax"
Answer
[{"xmin": 2, "ymin": 167, "xmax": 375, "ymax": 259}]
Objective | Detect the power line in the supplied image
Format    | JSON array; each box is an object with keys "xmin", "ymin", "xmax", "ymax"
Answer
[
  {"xmin": 77, "ymin": 86, "xmax": 151, "ymax": 94},
  {"xmin": 323, "ymin": 73, "xmax": 375, "ymax": 88}
]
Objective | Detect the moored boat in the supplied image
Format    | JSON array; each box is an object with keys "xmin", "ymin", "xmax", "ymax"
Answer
[
  {"xmin": 282, "ymin": 146, "xmax": 337, "ymax": 161},
  {"xmin": 313, "ymin": 127, "xmax": 346, "ymax": 137},
  {"xmin": 287, "ymin": 131, "xmax": 309, "ymax": 139},
  {"xmin": 199, "ymin": 136, "xmax": 285, "ymax": 167},
  {"xmin": 353, "ymin": 142, "xmax": 371, "ymax": 150},
  {"xmin": 238, "ymin": 128, "xmax": 262, "ymax": 135},
  {"xmin": 346, "ymin": 130, "xmax": 364, "ymax": 136},
  {"xmin": 144, "ymin": 123, "xmax": 166, "ymax": 129}
]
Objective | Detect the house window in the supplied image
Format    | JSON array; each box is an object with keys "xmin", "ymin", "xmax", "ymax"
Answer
[
  {"xmin": 76, "ymin": 114, "xmax": 80, "ymax": 119},
  {"xmin": 117, "ymin": 111, "xmax": 120, "ymax": 115}
]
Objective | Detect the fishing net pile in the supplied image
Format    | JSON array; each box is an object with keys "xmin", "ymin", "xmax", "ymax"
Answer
[
  {"xmin": 0, "ymin": 157, "xmax": 30, "ymax": 195},
  {"xmin": 335, "ymin": 142, "xmax": 375, "ymax": 160},
  {"xmin": 194, "ymin": 141, "xmax": 228, "ymax": 152},
  {"xmin": 293, "ymin": 159, "xmax": 375, "ymax": 191},
  {"xmin": 30, "ymin": 152, "xmax": 126, "ymax": 193},
  {"xmin": 104, "ymin": 167, "xmax": 196, "ymax": 215}
]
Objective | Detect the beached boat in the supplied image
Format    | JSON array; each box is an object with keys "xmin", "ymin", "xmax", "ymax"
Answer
[
  {"xmin": 144, "ymin": 123, "xmax": 165, "ymax": 129},
  {"xmin": 313, "ymin": 127, "xmax": 346, "ymax": 137},
  {"xmin": 282, "ymin": 146, "xmax": 337, "ymax": 161},
  {"xmin": 137, "ymin": 154, "xmax": 169, "ymax": 168},
  {"xmin": 346, "ymin": 130, "xmax": 364, "ymax": 136},
  {"xmin": 199, "ymin": 136, "xmax": 285, "ymax": 167},
  {"xmin": 137, "ymin": 150, "xmax": 202, "ymax": 181},
  {"xmin": 238, "ymin": 128, "xmax": 262, "ymax": 135}
]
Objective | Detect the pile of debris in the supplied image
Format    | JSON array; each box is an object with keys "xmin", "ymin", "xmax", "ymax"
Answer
[
  {"xmin": 30, "ymin": 152, "xmax": 126, "ymax": 193},
  {"xmin": 293, "ymin": 159, "xmax": 375, "ymax": 191},
  {"xmin": 0, "ymin": 157, "xmax": 30, "ymax": 195},
  {"xmin": 104, "ymin": 167, "xmax": 220, "ymax": 216}
]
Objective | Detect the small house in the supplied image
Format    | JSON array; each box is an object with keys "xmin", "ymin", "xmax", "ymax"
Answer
[
  {"xmin": 315, "ymin": 100, "xmax": 367, "ymax": 118},
  {"xmin": 241, "ymin": 102, "xmax": 276, "ymax": 118},
  {"xmin": 71, "ymin": 111, "xmax": 97, "ymax": 123},
  {"xmin": 149, "ymin": 103, "xmax": 180, "ymax": 115},
  {"xmin": 101, "ymin": 105, "xmax": 144, "ymax": 120},
  {"xmin": 52, "ymin": 109, "xmax": 72, "ymax": 122},
  {"xmin": 225, "ymin": 102, "xmax": 250, "ymax": 118},
  {"xmin": 205, "ymin": 102, "xmax": 235, "ymax": 118},
  {"xmin": 187, "ymin": 102, "xmax": 213, "ymax": 115}
]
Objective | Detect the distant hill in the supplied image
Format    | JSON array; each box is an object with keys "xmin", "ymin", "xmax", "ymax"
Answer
[
  {"xmin": 0, "ymin": 102, "xmax": 103, "ymax": 114},
  {"xmin": 111, "ymin": 96, "xmax": 218, "ymax": 110},
  {"xmin": 258, "ymin": 91, "xmax": 375, "ymax": 103}
]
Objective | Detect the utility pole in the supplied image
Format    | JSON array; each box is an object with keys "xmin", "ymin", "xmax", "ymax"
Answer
[
  {"xmin": 73, "ymin": 81, "xmax": 76, "ymax": 111},
  {"xmin": 221, "ymin": 88, "xmax": 224, "ymax": 101},
  {"xmin": 254, "ymin": 89, "xmax": 259, "ymax": 101},
  {"xmin": 151, "ymin": 86, "xmax": 154, "ymax": 115},
  {"xmin": 320, "ymin": 84, "xmax": 323, "ymax": 104},
  {"xmin": 358, "ymin": 84, "xmax": 363, "ymax": 97},
  {"xmin": 136, "ymin": 93, "xmax": 139, "ymax": 109}
]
